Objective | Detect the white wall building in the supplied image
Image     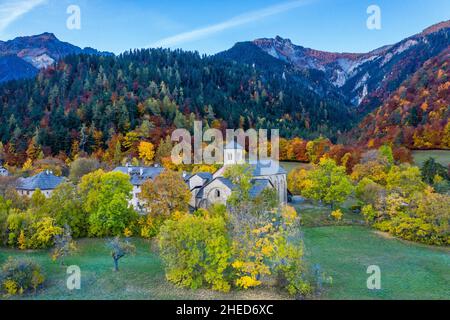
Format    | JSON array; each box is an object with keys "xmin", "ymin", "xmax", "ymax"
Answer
[
  {"xmin": 16, "ymin": 170, "xmax": 65, "ymax": 198},
  {"xmin": 113, "ymin": 165, "xmax": 164, "ymax": 213}
]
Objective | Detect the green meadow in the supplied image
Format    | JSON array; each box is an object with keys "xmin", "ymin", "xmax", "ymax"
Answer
[{"xmin": 1, "ymin": 202, "xmax": 448, "ymax": 300}]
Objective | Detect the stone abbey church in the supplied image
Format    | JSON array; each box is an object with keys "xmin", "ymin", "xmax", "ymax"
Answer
[{"xmin": 186, "ymin": 142, "xmax": 288, "ymax": 209}]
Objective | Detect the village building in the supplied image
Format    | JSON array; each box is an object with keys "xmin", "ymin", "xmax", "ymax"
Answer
[
  {"xmin": 0, "ymin": 166, "xmax": 9, "ymax": 176},
  {"xmin": 16, "ymin": 170, "xmax": 65, "ymax": 198},
  {"xmin": 113, "ymin": 165, "xmax": 164, "ymax": 213}
]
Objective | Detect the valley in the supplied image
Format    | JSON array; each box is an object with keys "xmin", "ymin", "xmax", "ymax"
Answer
[{"xmin": 0, "ymin": 12, "xmax": 449, "ymax": 303}]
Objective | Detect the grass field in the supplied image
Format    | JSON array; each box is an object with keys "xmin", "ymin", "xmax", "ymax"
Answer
[
  {"xmin": 280, "ymin": 161, "xmax": 311, "ymax": 173},
  {"xmin": 0, "ymin": 238, "xmax": 288, "ymax": 300},
  {"xmin": 1, "ymin": 214, "xmax": 448, "ymax": 300},
  {"xmin": 293, "ymin": 199, "xmax": 363, "ymax": 227},
  {"xmin": 302, "ymin": 226, "xmax": 449, "ymax": 300},
  {"xmin": 412, "ymin": 150, "xmax": 450, "ymax": 167}
]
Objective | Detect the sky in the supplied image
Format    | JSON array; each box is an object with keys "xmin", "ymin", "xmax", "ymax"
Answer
[{"xmin": 0, "ymin": 0, "xmax": 449, "ymax": 55}]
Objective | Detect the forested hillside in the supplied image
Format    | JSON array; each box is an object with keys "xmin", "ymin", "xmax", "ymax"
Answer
[
  {"xmin": 0, "ymin": 48, "xmax": 354, "ymax": 165},
  {"xmin": 354, "ymin": 48, "xmax": 450, "ymax": 149}
]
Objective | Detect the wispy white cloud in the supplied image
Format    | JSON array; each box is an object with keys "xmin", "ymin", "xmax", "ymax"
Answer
[
  {"xmin": 150, "ymin": 0, "xmax": 311, "ymax": 48},
  {"xmin": 0, "ymin": 0, "xmax": 47, "ymax": 35}
]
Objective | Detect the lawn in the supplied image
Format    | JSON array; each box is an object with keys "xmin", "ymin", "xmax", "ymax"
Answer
[
  {"xmin": 292, "ymin": 199, "xmax": 363, "ymax": 227},
  {"xmin": 280, "ymin": 161, "xmax": 312, "ymax": 173},
  {"xmin": 302, "ymin": 226, "xmax": 450, "ymax": 300},
  {"xmin": 412, "ymin": 150, "xmax": 450, "ymax": 167},
  {"xmin": 0, "ymin": 238, "xmax": 288, "ymax": 300},
  {"xmin": 0, "ymin": 202, "xmax": 448, "ymax": 300}
]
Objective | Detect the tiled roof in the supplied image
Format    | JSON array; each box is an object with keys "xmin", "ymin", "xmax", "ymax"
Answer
[
  {"xmin": 0, "ymin": 166, "xmax": 8, "ymax": 176},
  {"xmin": 113, "ymin": 166, "xmax": 164, "ymax": 186},
  {"xmin": 195, "ymin": 177, "xmax": 273, "ymax": 200},
  {"xmin": 195, "ymin": 177, "xmax": 235, "ymax": 199},
  {"xmin": 195, "ymin": 187, "xmax": 204, "ymax": 199},
  {"xmin": 250, "ymin": 160, "xmax": 287, "ymax": 175},
  {"xmin": 193, "ymin": 172, "xmax": 213, "ymax": 181},
  {"xmin": 216, "ymin": 177, "xmax": 235, "ymax": 190},
  {"xmin": 17, "ymin": 171, "xmax": 65, "ymax": 190},
  {"xmin": 249, "ymin": 179, "xmax": 273, "ymax": 198}
]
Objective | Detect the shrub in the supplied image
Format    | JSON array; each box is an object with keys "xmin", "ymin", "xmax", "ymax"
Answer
[
  {"xmin": 275, "ymin": 237, "xmax": 311, "ymax": 298},
  {"xmin": 330, "ymin": 209, "xmax": 343, "ymax": 221},
  {"xmin": 29, "ymin": 217, "xmax": 63, "ymax": 249},
  {"xmin": 158, "ymin": 214, "xmax": 232, "ymax": 292},
  {"xmin": 0, "ymin": 257, "xmax": 45, "ymax": 296}
]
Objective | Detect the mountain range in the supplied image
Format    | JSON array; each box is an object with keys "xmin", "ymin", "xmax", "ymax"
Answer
[
  {"xmin": 0, "ymin": 20, "xmax": 448, "ymax": 162},
  {"xmin": 220, "ymin": 20, "xmax": 450, "ymax": 113},
  {"xmin": 0, "ymin": 32, "xmax": 111, "ymax": 83}
]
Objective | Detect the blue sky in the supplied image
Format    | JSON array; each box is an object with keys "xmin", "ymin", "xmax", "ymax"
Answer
[{"xmin": 1, "ymin": 0, "xmax": 449, "ymax": 55}]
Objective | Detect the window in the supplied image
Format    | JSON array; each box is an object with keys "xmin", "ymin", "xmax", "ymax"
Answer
[
  {"xmin": 228, "ymin": 153, "xmax": 233, "ymax": 161},
  {"xmin": 215, "ymin": 189, "xmax": 221, "ymax": 198}
]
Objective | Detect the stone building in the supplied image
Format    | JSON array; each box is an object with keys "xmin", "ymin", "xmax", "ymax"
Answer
[{"xmin": 188, "ymin": 141, "xmax": 288, "ymax": 209}]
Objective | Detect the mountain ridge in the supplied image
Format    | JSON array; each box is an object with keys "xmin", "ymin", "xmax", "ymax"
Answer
[
  {"xmin": 219, "ymin": 20, "xmax": 450, "ymax": 113},
  {"xmin": 0, "ymin": 20, "xmax": 448, "ymax": 161},
  {"xmin": 0, "ymin": 32, "xmax": 112, "ymax": 82}
]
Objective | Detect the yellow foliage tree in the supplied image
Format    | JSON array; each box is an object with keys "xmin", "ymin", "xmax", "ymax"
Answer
[
  {"xmin": 22, "ymin": 158, "xmax": 33, "ymax": 171},
  {"xmin": 442, "ymin": 121, "xmax": 450, "ymax": 149},
  {"xmin": 18, "ymin": 230, "xmax": 27, "ymax": 250},
  {"xmin": 138, "ymin": 141, "xmax": 155, "ymax": 165},
  {"xmin": 331, "ymin": 209, "xmax": 343, "ymax": 221}
]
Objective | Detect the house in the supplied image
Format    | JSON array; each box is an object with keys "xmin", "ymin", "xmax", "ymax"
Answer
[
  {"xmin": 113, "ymin": 165, "xmax": 164, "ymax": 212},
  {"xmin": 16, "ymin": 170, "xmax": 65, "ymax": 198},
  {"xmin": 189, "ymin": 141, "xmax": 288, "ymax": 209},
  {"xmin": 0, "ymin": 166, "xmax": 9, "ymax": 176}
]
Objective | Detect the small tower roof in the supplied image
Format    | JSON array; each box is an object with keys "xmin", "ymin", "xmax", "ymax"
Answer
[{"xmin": 224, "ymin": 141, "xmax": 244, "ymax": 150}]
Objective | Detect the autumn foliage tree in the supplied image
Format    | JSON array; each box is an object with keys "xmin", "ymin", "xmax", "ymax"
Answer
[
  {"xmin": 296, "ymin": 158, "xmax": 353, "ymax": 209},
  {"xmin": 138, "ymin": 141, "xmax": 155, "ymax": 165},
  {"xmin": 138, "ymin": 170, "xmax": 190, "ymax": 237}
]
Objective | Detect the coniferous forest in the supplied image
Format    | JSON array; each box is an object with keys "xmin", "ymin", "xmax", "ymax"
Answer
[{"xmin": 0, "ymin": 48, "xmax": 353, "ymax": 164}]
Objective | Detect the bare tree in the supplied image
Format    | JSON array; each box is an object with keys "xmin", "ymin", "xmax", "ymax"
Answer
[{"xmin": 108, "ymin": 237, "xmax": 135, "ymax": 272}]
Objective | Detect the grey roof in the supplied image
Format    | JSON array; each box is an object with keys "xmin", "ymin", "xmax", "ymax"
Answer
[
  {"xmin": 216, "ymin": 176, "xmax": 235, "ymax": 190},
  {"xmin": 224, "ymin": 141, "xmax": 244, "ymax": 150},
  {"xmin": 195, "ymin": 187, "xmax": 204, "ymax": 199},
  {"xmin": 0, "ymin": 166, "xmax": 9, "ymax": 176},
  {"xmin": 250, "ymin": 160, "xmax": 287, "ymax": 176},
  {"xmin": 192, "ymin": 172, "xmax": 213, "ymax": 181},
  {"xmin": 17, "ymin": 171, "xmax": 65, "ymax": 190},
  {"xmin": 195, "ymin": 177, "xmax": 272, "ymax": 200},
  {"xmin": 195, "ymin": 177, "xmax": 235, "ymax": 199},
  {"xmin": 113, "ymin": 166, "xmax": 164, "ymax": 186},
  {"xmin": 249, "ymin": 179, "xmax": 273, "ymax": 198}
]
